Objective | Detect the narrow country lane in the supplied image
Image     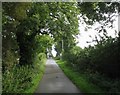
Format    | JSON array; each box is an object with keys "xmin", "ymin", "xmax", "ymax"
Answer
[{"xmin": 35, "ymin": 58, "xmax": 81, "ymax": 93}]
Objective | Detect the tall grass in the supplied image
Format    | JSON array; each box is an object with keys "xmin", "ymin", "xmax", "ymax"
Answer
[{"xmin": 3, "ymin": 53, "xmax": 46, "ymax": 93}]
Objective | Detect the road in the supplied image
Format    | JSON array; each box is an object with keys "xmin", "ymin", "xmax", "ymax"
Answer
[{"xmin": 35, "ymin": 58, "xmax": 81, "ymax": 93}]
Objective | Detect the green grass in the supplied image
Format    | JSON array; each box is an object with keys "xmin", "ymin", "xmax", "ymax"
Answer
[
  {"xmin": 3, "ymin": 53, "xmax": 46, "ymax": 94},
  {"xmin": 25, "ymin": 59, "xmax": 46, "ymax": 93},
  {"xmin": 56, "ymin": 60, "xmax": 103, "ymax": 95}
]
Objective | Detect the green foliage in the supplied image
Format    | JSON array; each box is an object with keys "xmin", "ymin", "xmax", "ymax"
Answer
[
  {"xmin": 56, "ymin": 60, "xmax": 103, "ymax": 94},
  {"xmin": 3, "ymin": 53, "xmax": 46, "ymax": 93},
  {"xmin": 2, "ymin": 17, "xmax": 19, "ymax": 71},
  {"xmin": 2, "ymin": 2, "xmax": 80, "ymax": 93},
  {"xmin": 88, "ymin": 36, "xmax": 120, "ymax": 78},
  {"xmin": 2, "ymin": 2, "xmax": 80, "ymax": 66},
  {"xmin": 62, "ymin": 33, "xmax": 120, "ymax": 93},
  {"xmin": 58, "ymin": 39, "xmax": 120, "ymax": 93},
  {"xmin": 3, "ymin": 65, "xmax": 33, "ymax": 93},
  {"xmin": 35, "ymin": 35, "xmax": 54, "ymax": 54},
  {"xmin": 66, "ymin": 34, "xmax": 120, "ymax": 78},
  {"xmin": 88, "ymin": 72, "xmax": 120, "ymax": 93},
  {"xmin": 48, "ymin": 2, "xmax": 79, "ymax": 57},
  {"xmin": 2, "ymin": 2, "xmax": 120, "ymax": 93},
  {"xmin": 78, "ymin": 2, "xmax": 119, "ymax": 25},
  {"xmin": 3, "ymin": 2, "xmax": 31, "ymax": 21},
  {"xmin": 62, "ymin": 46, "xmax": 81, "ymax": 64}
]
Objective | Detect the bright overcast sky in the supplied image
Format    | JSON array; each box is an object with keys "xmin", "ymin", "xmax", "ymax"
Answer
[{"xmin": 77, "ymin": 15, "xmax": 118, "ymax": 49}]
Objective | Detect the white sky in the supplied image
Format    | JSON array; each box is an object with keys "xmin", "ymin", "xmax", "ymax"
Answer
[
  {"xmin": 52, "ymin": 14, "xmax": 118, "ymax": 56},
  {"xmin": 52, "ymin": 45, "xmax": 57, "ymax": 57},
  {"xmin": 77, "ymin": 15, "xmax": 118, "ymax": 48}
]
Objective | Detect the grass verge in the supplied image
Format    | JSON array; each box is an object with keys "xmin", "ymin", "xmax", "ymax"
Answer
[
  {"xmin": 56, "ymin": 59, "xmax": 104, "ymax": 95},
  {"xmin": 25, "ymin": 58, "xmax": 46, "ymax": 93},
  {"xmin": 3, "ymin": 53, "xmax": 47, "ymax": 94}
]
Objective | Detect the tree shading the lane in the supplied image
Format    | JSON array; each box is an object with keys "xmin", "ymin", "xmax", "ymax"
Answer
[
  {"xmin": 56, "ymin": 2, "xmax": 120, "ymax": 94},
  {"xmin": 2, "ymin": 2, "xmax": 80, "ymax": 93},
  {"xmin": 2, "ymin": 2, "xmax": 120, "ymax": 94}
]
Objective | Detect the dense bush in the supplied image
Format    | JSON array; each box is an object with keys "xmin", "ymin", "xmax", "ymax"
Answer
[
  {"xmin": 65, "ymin": 34, "xmax": 120, "ymax": 78},
  {"xmin": 88, "ymin": 35, "xmax": 120, "ymax": 78},
  {"xmin": 62, "ymin": 46, "xmax": 81, "ymax": 67},
  {"xmin": 3, "ymin": 53, "xmax": 46, "ymax": 93},
  {"xmin": 62, "ymin": 32, "xmax": 120, "ymax": 93},
  {"xmin": 87, "ymin": 72, "xmax": 120, "ymax": 93}
]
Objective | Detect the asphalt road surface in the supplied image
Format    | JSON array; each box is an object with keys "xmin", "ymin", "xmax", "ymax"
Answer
[{"xmin": 35, "ymin": 58, "xmax": 81, "ymax": 93}]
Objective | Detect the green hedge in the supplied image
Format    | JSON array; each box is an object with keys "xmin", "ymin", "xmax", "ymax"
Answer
[{"xmin": 3, "ymin": 53, "xmax": 46, "ymax": 93}]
